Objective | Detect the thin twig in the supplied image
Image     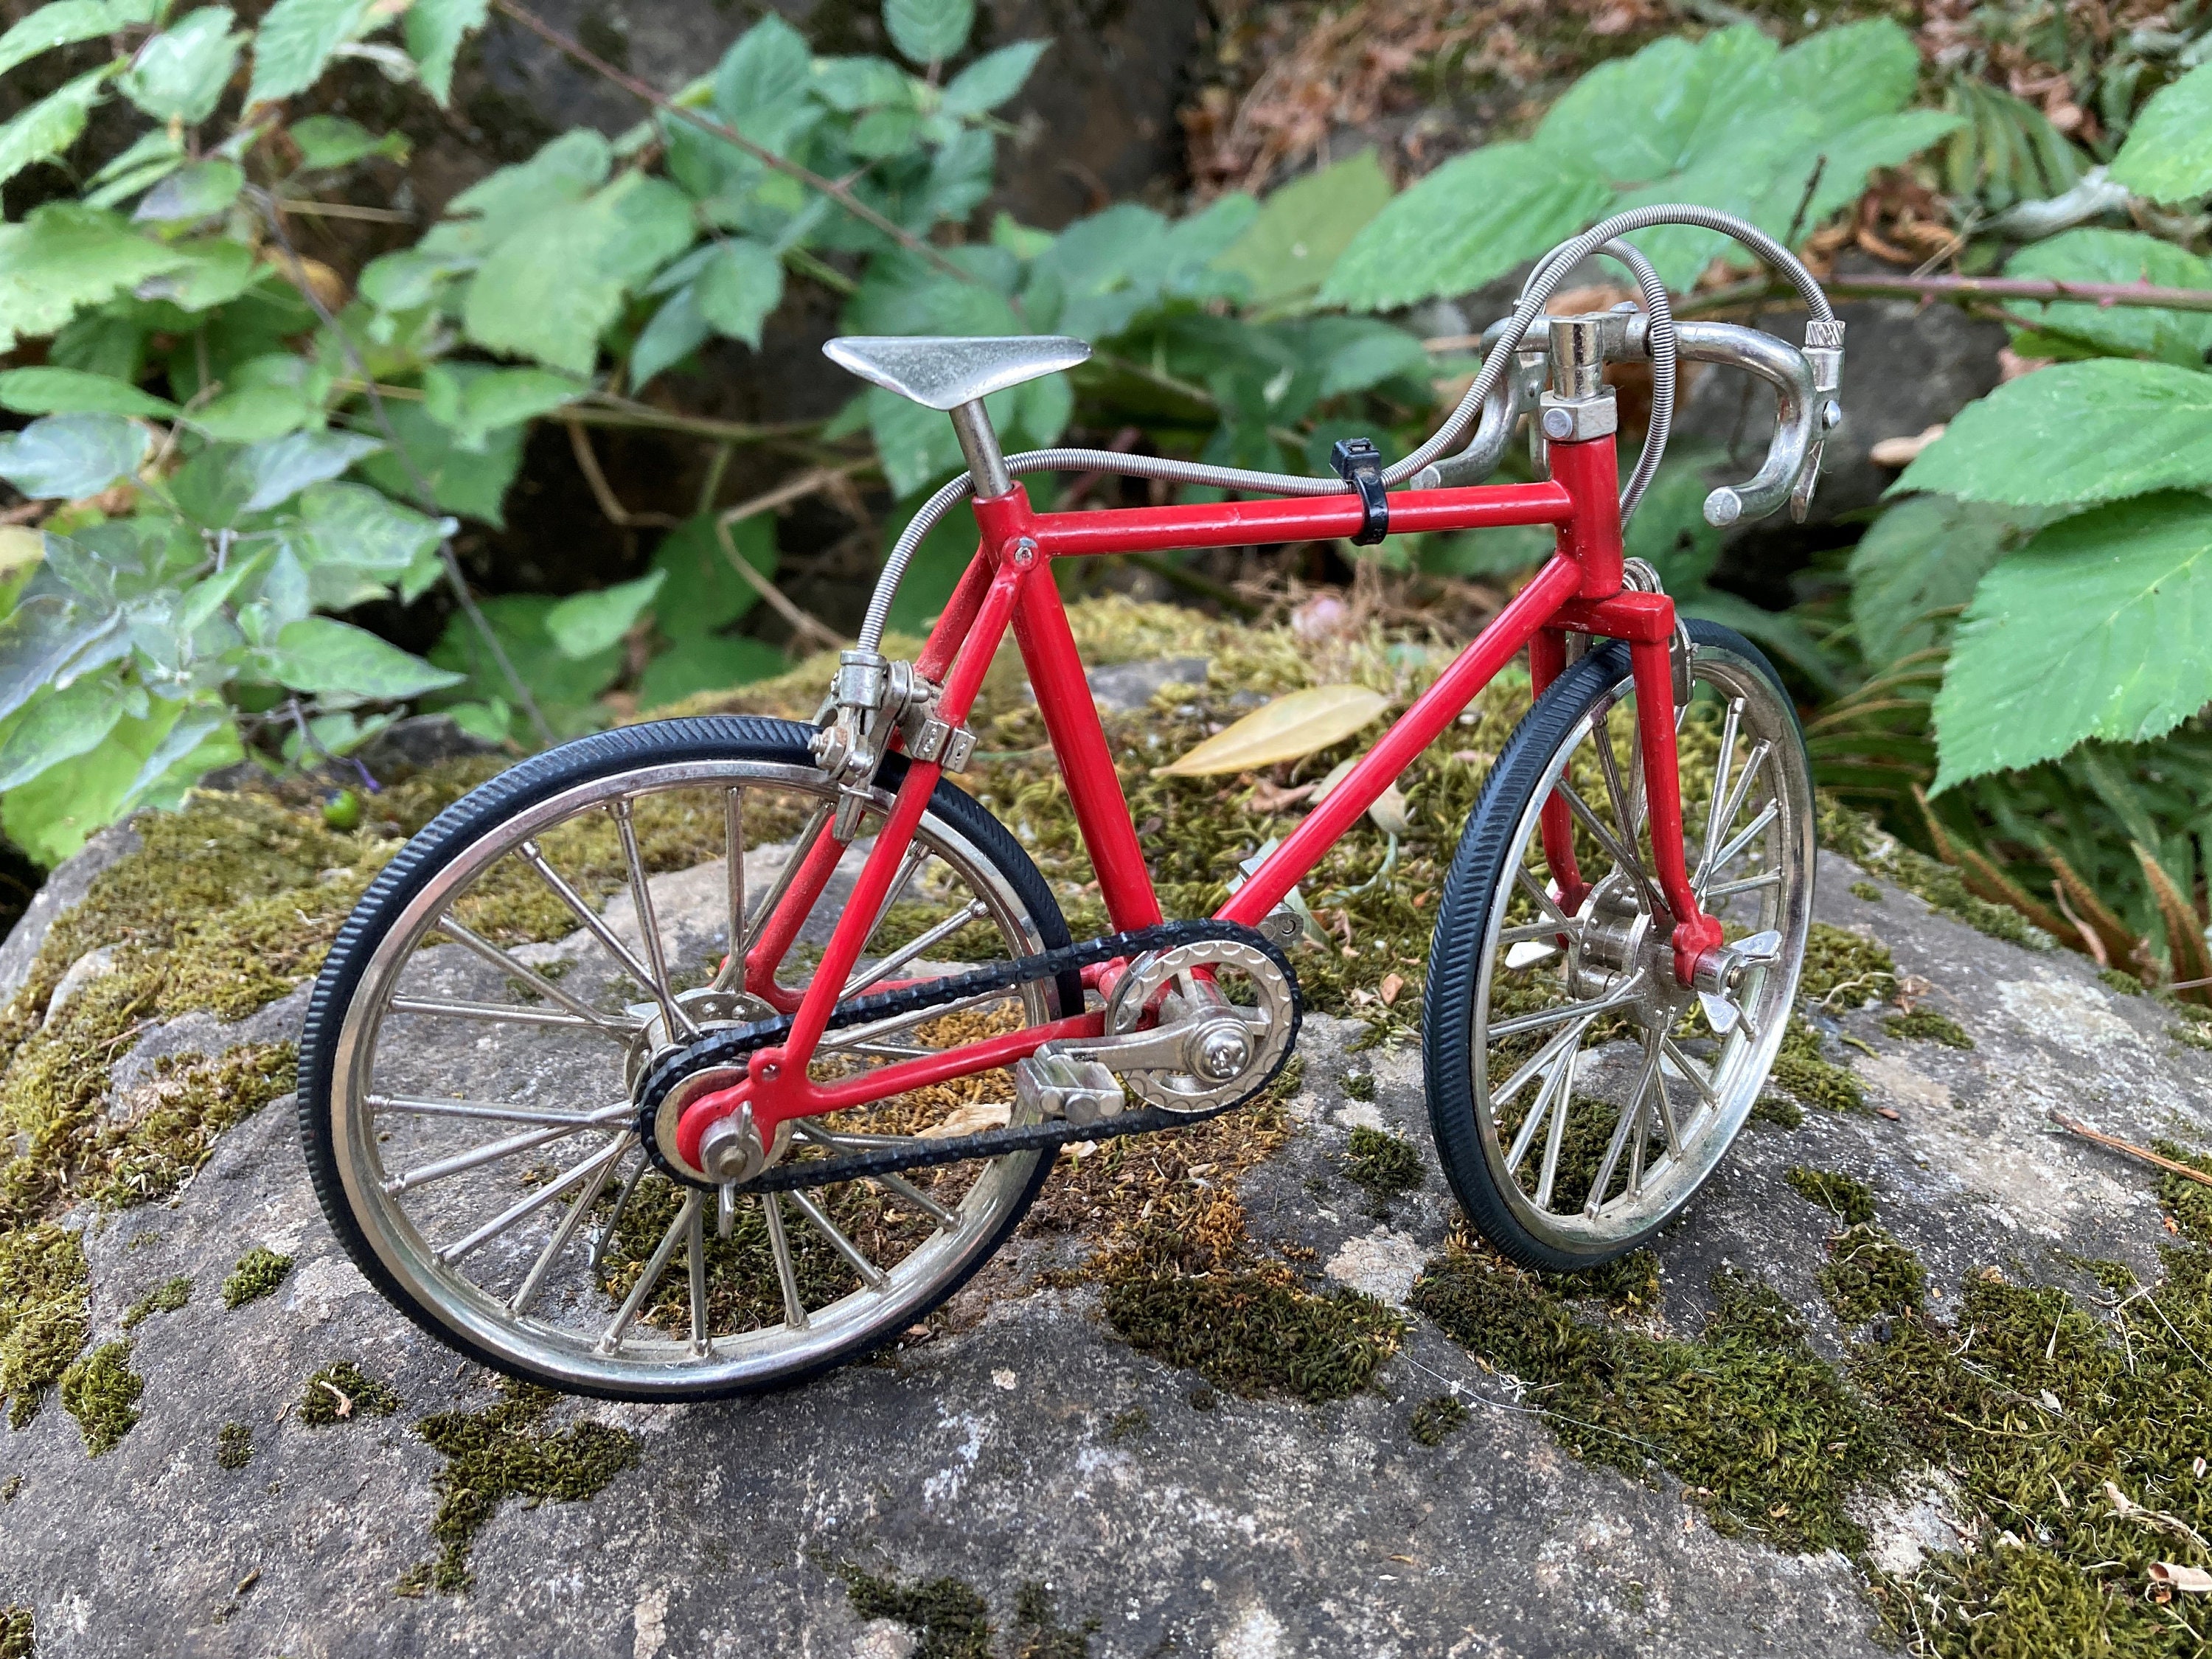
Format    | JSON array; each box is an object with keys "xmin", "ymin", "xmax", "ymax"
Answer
[
  {"xmin": 563, "ymin": 422, "xmax": 681, "ymax": 529},
  {"xmin": 271, "ymin": 197, "xmax": 415, "ymax": 223},
  {"xmin": 712, "ymin": 465, "xmax": 869, "ymax": 652},
  {"xmin": 2049, "ymin": 1113, "xmax": 2212, "ymax": 1190},
  {"xmin": 490, "ymin": 0, "xmax": 981, "ymax": 289},
  {"xmin": 248, "ymin": 189, "xmax": 554, "ymax": 745},
  {"xmin": 1675, "ymin": 271, "xmax": 2212, "ymax": 319}
]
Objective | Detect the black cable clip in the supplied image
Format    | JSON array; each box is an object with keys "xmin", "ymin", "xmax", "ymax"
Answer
[{"xmin": 1330, "ymin": 437, "xmax": 1389, "ymax": 546}]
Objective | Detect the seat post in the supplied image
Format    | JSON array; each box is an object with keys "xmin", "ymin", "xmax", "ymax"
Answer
[{"xmin": 947, "ymin": 400, "xmax": 1013, "ymax": 499}]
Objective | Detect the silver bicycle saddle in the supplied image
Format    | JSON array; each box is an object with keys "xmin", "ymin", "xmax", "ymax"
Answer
[{"xmin": 823, "ymin": 334, "xmax": 1090, "ymax": 410}]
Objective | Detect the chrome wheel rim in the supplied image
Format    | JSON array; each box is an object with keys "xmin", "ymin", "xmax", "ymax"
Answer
[
  {"xmin": 1469, "ymin": 644, "xmax": 1813, "ymax": 1257},
  {"xmin": 328, "ymin": 759, "xmax": 1054, "ymax": 1395}
]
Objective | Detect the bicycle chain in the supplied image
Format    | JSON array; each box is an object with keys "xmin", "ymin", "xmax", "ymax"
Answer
[{"xmin": 633, "ymin": 918, "xmax": 1302, "ymax": 1192}]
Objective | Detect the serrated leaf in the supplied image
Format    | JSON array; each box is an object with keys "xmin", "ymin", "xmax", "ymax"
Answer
[
  {"xmin": 810, "ymin": 55, "xmax": 911, "ymax": 114},
  {"xmin": 2003, "ymin": 229, "xmax": 2212, "ymax": 365},
  {"xmin": 0, "ymin": 412, "xmax": 148, "ymax": 498},
  {"xmin": 1158, "ymin": 684, "xmax": 1390, "ymax": 777},
  {"xmin": 629, "ymin": 285, "xmax": 711, "ymax": 387},
  {"xmin": 940, "ymin": 40, "xmax": 1046, "ymax": 116},
  {"xmin": 461, "ymin": 173, "xmax": 698, "ymax": 374},
  {"xmin": 883, "ymin": 0, "xmax": 972, "ymax": 66},
  {"xmin": 240, "ymin": 429, "xmax": 382, "ymax": 512},
  {"xmin": 132, "ymin": 159, "xmax": 244, "ymax": 222},
  {"xmin": 650, "ymin": 511, "xmax": 776, "ymax": 639},
  {"xmin": 0, "ymin": 204, "xmax": 189, "ymax": 352},
  {"xmin": 1215, "ymin": 149, "xmax": 1392, "ymax": 311},
  {"xmin": 121, "ymin": 6, "xmax": 243, "ymax": 123},
  {"xmin": 712, "ymin": 14, "xmax": 813, "ymax": 145},
  {"xmin": 187, "ymin": 380, "xmax": 316, "ymax": 442},
  {"xmin": 637, "ymin": 633, "xmax": 785, "ymax": 708},
  {"xmin": 0, "ymin": 366, "xmax": 176, "ymax": 418},
  {"xmin": 695, "ymin": 239, "xmax": 784, "ymax": 349},
  {"xmin": 354, "ymin": 400, "xmax": 521, "ymax": 526},
  {"xmin": 401, "ymin": 0, "xmax": 487, "ymax": 106},
  {"xmin": 545, "ymin": 571, "xmax": 666, "ymax": 659},
  {"xmin": 0, "ymin": 591, "xmax": 121, "ymax": 725},
  {"xmin": 131, "ymin": 233, "xmax": 262, "ymax": 311},
  {"xmin": 288, "ymin": 112, "xmax": 405, "ymax": 169},
  {"xmin": 0, "ymin": 64, "xmax": 116, "ymax": 189},
  {"xmin": 2110, "ymin": 61, "xmax": 2212, "ymax": 205},
  {"xmin": 1933, "ymin": 493, "xmax": 2212, "ymax": 789},
  {"xmin": 287, "ymin": 480, "xmax": 445, "ymax": 574},
  {"xmin": 442, "ymin": 128, "xmax": 609, "ymax": 235},
  {"xmin": 0, "ymin": 0, "xmax": 142, "ymax": 80},
  {"xmin": 1897, "ymin": 359, "xmax": 2212, "ymax": 507},
  {"xmin": 1847, "ymin": 495, "xmax": 2062, "ymax": 670},
  {"xmin": 247, "ymin": 0, "xmax": 372, "ymax": 108},
  {"xmin": 263, "ymin": 615, "xmax": 463, "ymax": 698},
  {"xmin": 0, "ymin": 676, "xmax": 126, "ymax": 793},
  {"xmin": 420, "ymin": 364, "xmax": 582, "ymax": 451}
]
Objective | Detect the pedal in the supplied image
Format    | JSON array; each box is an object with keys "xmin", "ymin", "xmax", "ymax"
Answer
[{"xmin": 1013, "ymin": 1051, "xmax": 1124, "ymax": 1128}]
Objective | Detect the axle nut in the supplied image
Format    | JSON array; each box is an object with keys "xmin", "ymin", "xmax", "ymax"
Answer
[
  {"xmin": 698, "ymin": 1112, "xmax": 766, "ymax": 1183},
  {"xmin": 1193, "ymin": 1025, "xmax": 1253, "ymax": 1082}
]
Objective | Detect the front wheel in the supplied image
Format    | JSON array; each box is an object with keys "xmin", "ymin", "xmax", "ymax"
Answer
[{"xmin": 1422, "ymin": 623, "xmax": 1815, "ymax": 1271}]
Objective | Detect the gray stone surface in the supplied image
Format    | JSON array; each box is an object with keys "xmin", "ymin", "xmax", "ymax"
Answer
[{"xmin": 2, "ymin": 828, "xmax": 2208, "ymax": 1657}]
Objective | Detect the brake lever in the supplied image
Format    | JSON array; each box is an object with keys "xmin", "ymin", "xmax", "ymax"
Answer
[
  {"xmin": 1791, "ymin": 320, "xmax": 1846, "ymax": 524},
  {"xmin": 1658, "ymin": 321, "xmax": 1843, "ymax": 527}
]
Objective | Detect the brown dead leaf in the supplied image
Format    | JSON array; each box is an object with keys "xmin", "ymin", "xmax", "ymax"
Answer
[
  {"xmin": 1876, "ymin": 1106, "xmax": 1902, "ymax": 1121},
  {"xmin": 1379, "ymin": 973, "xmax": 1405, "ymax": 1005},
  {"xmin": 2149, "ymin": 1562, "xmax": 2212, "ymax": 1595}
]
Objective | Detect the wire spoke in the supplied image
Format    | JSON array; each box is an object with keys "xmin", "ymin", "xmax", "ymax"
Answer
[
  {"xmin": 1586, "ymin": 1040, "xmax": 1660, "ymax": 1214},
  {"xmin": 687, "ymin": 1198, "xmax": 710, "ymax": 1357},
  {"xmin": 787, "ymin": 1189, "xmax": 886, "ymax": 1288},
  {"xmin": 1514, "ymin": 866, "xmax": 1576, "ymax": 928},
  {"xmin": 818, "ymin": 985, "xmax": 1021, "ymax": 1051},
  {"xmin": 429, "ymin": 917, "xmax": 640, "ymax": 1040},
  {"xmin": 597, "ymin": 1190, "xmax": 700, "ymax": 1354},
  {"xmin": 437, "ymin": 1137, "xmax": 626, "ymax": 1266},
  {"xmin": 1557, "ymin": 782, "xmax": 1660, "ymax": 913},
  {"xmin": 1494, "ymin": 1012, "xmax": 1599, "ymax": 1108},
  {"xmin": 1506, "ymin": 1037, "xmax": 1579, "ymax": 1173},
  {"xmin": 509, "ymin": 1148, "xmax": 627, "ymax": 1315},
  {"xmin": 1701, "ymin": 696, "xmax": 1744, "ymax": 872},
  {"xmin": 1696, "ymin": 739, "xmax": 1773, "ymax": 886},
  {"xmin": 1489, "ymin": 978, "xmax": 1643, "ymax": 1040},
  {"xmin": 723, "ymin": 785, "xmax": 746, "ymax": 962},
  {"xmin": 369, "ymin": 1094, "xmax": 630, "ymax": 1129},
  {"xmin": 1660, "ymin": 1036, "xmax": 1719, "ymax": 1113},
  {"xmin": 1533, "ymin": 1046, "xmax": 1579, "ymax": 1210},
  {"xmin": 1592, "ymin": 700, "xmax": 1642, "ymax": 849},
  {"xmin": 843, "ymin": 896, "xmax": 987, "ymax": 1001},
  {"xmin": 516, "ymin": 838, "xmax": 686, "ymax": 1031},
  {"xmin": 613, "ymin": 797, "xmax": 697, "ymax": 1040},
  {"xmin": 1702, "ymin": 870, "xmax": 1781, "ymax": 900},
  {"xmin": 1500, "ymin": 919, "xmax": 1586, "ymax": 946},
  {"xmin": 389, "ymin": 996, "xmax": 610, "ymax": 1032},
  {"xmin": 588, "ymin": 1158, "xmax": 647, "ymax": 1275},
  {"xmin": 1704, "ymin": 798, "xmax": 1781, "ymax": 885},
  {"xmin": 720, "ymin": 804, "xmax": 832, "ymax": 991},
  {"xmin": 762, "ymin": 1194, "xmax": 810, "ymax": 1329},
  {"xmin": 384, "ymin": 1114, "xmax": 619, "ymax": 1194}
]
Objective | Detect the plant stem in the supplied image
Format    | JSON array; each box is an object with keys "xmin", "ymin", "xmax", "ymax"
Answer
[
  {"xmin": 490, "ymin": 0, "xmax": 981, "ymax": 290},
  {"xmin": 1679, "ymin": 271, "xmax": 2212, "ymax": 317}
]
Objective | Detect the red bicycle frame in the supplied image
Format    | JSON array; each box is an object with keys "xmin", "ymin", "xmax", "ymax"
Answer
[{"xmin": 673, "ymin": 430, "xmax": 1723, "ymax": 1169}]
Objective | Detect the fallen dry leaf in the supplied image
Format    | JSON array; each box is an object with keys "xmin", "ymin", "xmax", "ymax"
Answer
[
  {"xmin": 1158, "ymin": 685, "xmax": 1388, "ymax": 777},
  {"xmin": 2149, "ymin": 1562, "xmax": 2212, "ymax": 1595},
  {"xmin": 1869, "ymin": 425, "xmax": 1946, "ymax": 467},
  {"xmin": 920, "ymin": 1101, "xmax": 1012, "ymax": 1140},
  {"xmin": 1379, "ymin": 973, "xmax": 1406, "ymax": 1005},
  {"xmin": 1876, "ymin": 1106, "xmax": 1902, "ymax": 1121}
]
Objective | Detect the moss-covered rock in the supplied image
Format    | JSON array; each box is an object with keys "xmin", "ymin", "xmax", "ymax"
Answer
[
  {"xmin": 58, "ymin": 1338, "xmax": 141, "ymax": 1457},
  {"xmin": 221, "ymin": 1246, "xmax": 294, "ymax": 1310}
]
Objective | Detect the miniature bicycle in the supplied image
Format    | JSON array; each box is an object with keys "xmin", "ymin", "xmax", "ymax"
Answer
[{"xmin": 299, "ymin": 206, "xmax": 1840, "ymax": 1399}]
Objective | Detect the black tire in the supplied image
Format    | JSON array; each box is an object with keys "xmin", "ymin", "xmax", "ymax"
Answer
[
  {"xmin": 299, "ymin": 715, "xmax": 1079, "ymax": 1400},
  {"xmin": 1421, "ymin": 624, "xmax": 1814, "ymax": 1272}
]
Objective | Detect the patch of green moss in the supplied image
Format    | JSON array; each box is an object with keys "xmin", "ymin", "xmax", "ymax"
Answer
[
  {"xmin": 0, "ymin": 1221, "xmax": 88, "ymax": 1429},
  {"xmin": 299, "ymin": 1360, "xmax": 400, "ymax": 1426},
  {"xmin": 121, "ymin": 1276, "xmax": 190, "ymax": 1329},
  {"xmin": 1768, "ymin": 1018, "xmax": 1865, "ymax": 1113},
  {"xmin": 1413, "ymin": 1250, "xmax": 1894, "ymax": 1552},
  {"xmin": 1801, "ymin": 923, "xmax": 1896, "ymax": 1010},
  {"xmin": 1107, "ymin": 1406, "xmax": 1148, "ymax": 1441},
  {"xmin": 2152, "ymin": 1142, "xmax": 2212, "ymax": 1245},
  {"xmin": 2171, "ymin": 1021, "xmax": 2212, "ymax": 1054},
  {"xmin": 1882, "ymin": 1009, "xmax": 1974, "ymax": 1049},
  {"xmin": 0, "ymin": 1475, "xmax": 18, "ymax": 1501},
  {"xmin": 58, "ymin": 1339, "xmax": 140, "ymax": 1457},
  {"xmin": 1342, "ymin": 1125, "xmax": 1423, "ymax": 1209},
  {"xmin": 221, "ymin": 1247, "xmax": 293, "ymax": 1309},
  {"xmin": 1786, "ymin": 1166, "xmax": 1876, "ymax": 1227},
  {"xmin": 1749, "ymin": 1091, "xmax": 1804, "ymax": 1129},
  {"xmin": 1849, "ymin": 880, "xmax": 1884, "ymax": 902},
  {"xmin": 413, "ymin": 1379, "xmax": 640, "ymax": 1593},
  {"xmin": 1817, "ymin": 796, "xmax": 2053, "ymax": 951},
  {"xmin": 1099, "ymin": 1223, "xmax": 1405, "ymax": 1403},
  {"xmin": 2100, "ymin": 968, "xmax": 2146, "ymax": 998},
  {"xmin": 1343, "ymin": 1071, "xmax": 1376, "ymax": 1102},
  {"xmin": 839, "ymin": 1565, "xmax": 992, "ymax": 1659},
  {"xmin": 216, "ymin": 1420, "xmax": 253, "ymax": 1470},
  {"xmin": 1013, "ymin": 1582, "xmax": 1096, "ymax": 1659},
  {"xmin": 97, "ymin": 1044, "xmax": 297, "ymax": 1208},
  {"xmin": 1819, "ymin": 1224, "xmax": 1927, "ymax": 1326},
  {"xmin": 0, "ymin": 1604, "xmax": 28, "ymax": 1659},
  {"xmin": 1411, "ymin": 1394, "xmax": 1470, "ymax": 1445},
  {"xmin": 1540, "ymin": 1248, "xmax": 1661, "ymax": 1314}
]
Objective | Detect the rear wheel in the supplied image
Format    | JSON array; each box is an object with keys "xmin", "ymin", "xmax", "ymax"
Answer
[
  {"xmin": 1422, "ymin": 624, "xmax": 1815, "ymax": 1270},
  {"xmin": 299, "ymin": 716, "xmax": 1078, "ymax": 1400}
]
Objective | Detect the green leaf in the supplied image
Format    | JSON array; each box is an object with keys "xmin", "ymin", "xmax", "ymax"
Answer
[
  {"xmin": 0, "ymin": 0, "xmax": 147, "ymax": 80},
  {"xmin": 0, "ymin": 205, "xmax": 187, "ymax": 352},
  {"xmin": 1, "ymin": 698, "xmax": 236, "ymax": 865},
  {"xmin": 286, "ymin": 480, "xmax": 445, "ymax": 575},
  {"xmin": 883, "ymin": 0, "xmax": 972, "ymax": 66},
  {"xmin": 425, "ymin": 594, "xmax": 620, "ymax": 737},
  {"xmin": 401, "ymin": 0, "xmax": 487, "ymax": 106},
  {"xmin": 1897, "ymin": 360, "xmax": 2212, "ymax": 507},
  {"xmin": 461, "ymin": 173, "xmax": 698, "ymax": 373},
  {"xmin": 247, "ymin": 0, "xmax": 372, "ymax": 108},
  {"xmin": 442, "ymin": 128, "xmax": 610, "ymax": 237},
  {"xmin": 0, "ymin": 367, "xmax": 177, "ymax": 419},
  {"xmin": 0, "ymin": 64, "xmax": 116, "ymax": 189},
  {"xmin": 2003, "ymin": 229, "xmax": 2212, "ymax": 365},
  {"xmin": 629, "ymin": 285, "xmax": 711, "ymax": 387},
  {"xmin": 940, "ymin": 40, "xmax": 1046, "ymax": 116},
  {"xmin": 695, "ymin": 239, "xmax": 784, "ymax": 349},
  {"xmin": 131, "ymin": 158, "xmax": 244, "ymax": 222},
  {"xmin": 650, "ymin": 510, "xmax": 776, "ymax": 639},
  {"xmin": 186, "ymin": 380, "xmax": 316, "ymax": 442},
  {"xmin": 1848, "ymin": 495, "xmax": 2063, "ymax": 670},
  {"xmin": 240, "ymin": 429, "xmax": 383, "ymax": 512},
  {"xmin": 811, "ymin": 55, "xmax": 911, "ymax": 114},
  {"xmin": 868, "ymin": 386, "xmax": 966, "ymax": 498},
  {"xmin": 1215, "ymin": 149, "xmax": 1393, "ymax": 311},
  {"xmin": 1675, "ymin": 590, "xmax": 1840, "ymax": 694},
  {"xmin": 115, "ymin": 698, "xmax": 239, "ymax": 817},
  {"xmin": 544, "ymin": 571, "xmax": 667, "ymax": 659},
  {"xmin": 0, "ymin": 591, "xmax": 122, "ymax": 725},
  {"xmin": 0, "ymin": 413, "xmax": 147, "ymax": 498},
  {"xmin": 712, "ymin": 15, "xmax": 814, "ymax": 147},
  {"xmin": 288, "ymin": 112, "xmax": 406, "ymax": 169},
  {"xmin": 882, "ymin": 495, "xmax": 977, "ymax": 632},
  {"xmin": 638, "ymin": 633, "xmax": 785, "ymax": 707},
  {"xmin": 121, "ymin": 7, "xmax": 243, "ymax": 123},
  {"xmin": 353, "ymin": 400, "xmax": 522, "ymax": 526},
  {"xmin": 262, "ymin": 615, "xmax": 464, "ymax": 698},
  {"xmin": 131, "ymin": 233, "xmax": 262, "ymax": 311},
  {"xmin": 0, "ymin": 676, "xmax": 125, "ymax": 794},
  {"xmin": 2110, "ymin": 61, "xmax": 2212, "ymax": 204},
  {"xmin": 420, "ymin": 364, "xmax": 582, "ymax": 451},
  {"xmin": 1933, "ymin": 493, "xmax": 2212, "ymax": 789},
  {"xmin": 1319, "ymin": 144, "xmax": 1608, "ymax": 312}
]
